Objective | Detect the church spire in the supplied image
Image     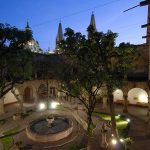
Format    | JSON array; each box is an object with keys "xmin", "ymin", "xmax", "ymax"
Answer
[
  {"xmin": 90, "ymin": 12, "xmax": 97, "ymax": 32},
  {"xmin": 56, "ymin": 21, "xmax": 63, "ymax": 49},
  {"xmin": 25, "ymin": 21, "xmax": 31, "ymax": 31}
]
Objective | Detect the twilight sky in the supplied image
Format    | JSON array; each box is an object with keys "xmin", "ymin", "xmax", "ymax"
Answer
[{"xmin": 0, "ymin": 0, "xmax": 147, "ymax": 52}]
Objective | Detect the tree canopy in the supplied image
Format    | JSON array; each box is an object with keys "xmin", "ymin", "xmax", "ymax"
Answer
[
  {"xmin": 0, "ymin": 23, "xmax": 33, "ymax": 98},
  {"xmin": 59, "ymin": 25, "xmax": 137, "ymax": 136}
]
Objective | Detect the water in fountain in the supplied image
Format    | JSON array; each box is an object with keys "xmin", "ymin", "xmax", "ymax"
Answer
[{"xmin": 30, "ymin": 116, "xmax": 70, "ymax": 134}]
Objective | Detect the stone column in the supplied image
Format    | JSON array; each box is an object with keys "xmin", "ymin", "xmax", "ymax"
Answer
[
  {"xmin": 33, "ymin": 90, "xmax": 38, "ymax": 104},
  {"xmin": 0, "ymin": 97, "xmax": 5, "ymax": 114},
  {"xmin": 34, "ymin": 84, "xmax": 39, "ymax": 103},
  {"xmin": 57, "ymin": 91, "xmax": 61, "ymax": 103},
  {"xmin": 123, "ymin": 94, "xmax": 128, "ymax": 113},
  {"xmin": 18, "ymin": 94, "xmax": 25, "ymax": 114}
]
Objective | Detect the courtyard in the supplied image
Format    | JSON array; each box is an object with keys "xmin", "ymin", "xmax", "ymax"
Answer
[
  {"xmin": 0, "ymin": 0, "xmax": 150, "ymax": 150},
  {"xmin": 0, "ymin": 100, "xmax": 150, "ymax": 150}
]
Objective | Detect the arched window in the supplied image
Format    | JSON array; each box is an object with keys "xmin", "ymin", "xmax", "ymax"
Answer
[
  {"xmin": 128, "ymin": 88, "xmax": 148, "ymax": 105},
  {"xmin": 38, "ymin": 84, "xmax": 47, "ymax": 100},
  {"xmin": 113, "ymin": 89, "xmax": 123, "ymax": 103},
  {"xmin": 24, "ymin": 86, "xmax": 33, "ymax": 103}
]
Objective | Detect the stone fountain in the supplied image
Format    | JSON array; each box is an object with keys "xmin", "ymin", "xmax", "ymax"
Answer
[
  {"xmin": 46, "ymin": 116, "xmax": 55, "ymax": 128},
  {"xmin": 26, "ymin": 115, "xmax": 73, "ymax": 142}
]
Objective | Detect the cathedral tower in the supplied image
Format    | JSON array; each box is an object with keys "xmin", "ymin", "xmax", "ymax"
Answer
[
  {"xmin": 90, "ymin": 12, "xmax": 97, "ymax": 32},
  {"xmin": 25, "ymin": 21, "xmax": 31, "ymax": 31},
  {"xmin": 88, "ymin": 12, "xmax": 97, "ymax": 38},
  {"xmin": 25, "ymin": 22, "xmax": 42, "ymax": 53},
  {"xmin": 55, "ymin": 22, "xmax": 64, "ymax": 51}
]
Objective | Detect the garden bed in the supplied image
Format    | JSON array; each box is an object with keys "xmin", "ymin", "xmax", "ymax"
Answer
[
  {"xmin": 93, "ymin": 112, "xmax": 129, "ymax": 138},
  {"xmin": 0, "ymin": 125, "xmax": 20, "ymax": 150}
]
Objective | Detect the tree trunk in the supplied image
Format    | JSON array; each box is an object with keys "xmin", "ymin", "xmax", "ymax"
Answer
[
  {"xmin": 102, "ymin": 96, "xmax": 107, "ymax": 110},
  {"xmin": 107, "ymin": 87, "xmax": 119, "ymax": 139},
  {"xmin": 87, "ymin": 111, "xmax": 92, "ymax": 134},
  {"xmin": 86, "ymin": 111, "xmax": 93, "ymax": 150},
  {"xmin": 87, "ymin": 136, "xmax": 93, "ymax": 150},
  {"xmin": 11, "ymin": 89, "xmax": 24, "ymax": 114},
  {"xmin": 123, "ymin": 95, "xmax": 128, "ymax": 113},
  {"xmin": 19, "ymin": 98, "xmax": 24, "ymax": 114},
  {"xmin": 0, "ymin": 97, "xmax": 4, "ymax": 114}
]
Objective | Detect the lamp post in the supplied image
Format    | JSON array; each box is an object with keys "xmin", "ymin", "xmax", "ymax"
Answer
[
  {"xmin": 123, "ymin": 0, "xmax": 150, "ymax": 12},
  {"xmin": 141, "ymin": 4, "xmax": 150, "ymax": 122}
]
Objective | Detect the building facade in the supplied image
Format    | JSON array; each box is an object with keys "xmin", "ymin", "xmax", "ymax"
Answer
[{"xmin": 0, "ymin": 13, "xmax": 149, "ymax": 114}]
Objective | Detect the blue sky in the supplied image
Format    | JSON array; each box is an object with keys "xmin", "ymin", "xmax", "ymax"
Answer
[{"xmin": 0, "ymin": 0, "xmax": 147, "ymax": 51}]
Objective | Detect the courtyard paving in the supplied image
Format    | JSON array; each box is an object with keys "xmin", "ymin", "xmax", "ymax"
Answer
[
  {"xmin": 95, "ymin": 103, "xmax": 150, "ymax": 150},
  {"xmin": 0, "ymin": 102, "xmax": 150, "ymax": 150}
]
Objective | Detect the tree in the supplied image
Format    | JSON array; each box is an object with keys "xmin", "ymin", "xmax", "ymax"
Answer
[
  {"xmin": 101, "ymin": 39, "xmax": 137, "ymax": 139},
  {"xmin": 59, "ymin": 27, "xmax": 105, "ymax": 136},
  {"xmin": 119, "ymin": 43, "xmax": 138, "ymax": 114},
  {"xmin": 59, "ymin": 26, "xmax": 136, "ymax": 143},
  {"xmin": 0, "ymin": 23, "xmax": 33, "ymax": 99}
]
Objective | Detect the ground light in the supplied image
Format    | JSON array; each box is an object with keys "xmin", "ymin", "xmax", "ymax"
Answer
[
  {"xmin": 111, "ymin": 139, "xmax": 117, "ymax": 145},
  {"xmin": 120, "ymin": 138, "xmax": 124, "ymax": 143},
  {"xmin": 50, "ymin": 101, "xmax": 60, "ymax": 109},
  {"xmin": 127, "ymin": 118, "xmax": 131, "ymax": 123},
  {"xmin": 39, "ymin": 103, "xmax": 46, "ymax": 110}
]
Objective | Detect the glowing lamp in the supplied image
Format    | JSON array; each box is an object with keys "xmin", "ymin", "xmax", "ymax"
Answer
[
  {"xmin": 120, "ymin": 138, "xmax": 124, "ymax": 143},
  {"xmin": 111, "ymin": 139, "xmax": 117, "ymax": 145},
  {"xmin": 127, "ymin": 118, "xmax": 130, "ymax": 123},
  {"xmin": 39, "ymin": 103, "xmax": 46, "ymax": 110},
  {"xmin": 50, "ymin": 101, "xmax": 59, "ymax": 109}
]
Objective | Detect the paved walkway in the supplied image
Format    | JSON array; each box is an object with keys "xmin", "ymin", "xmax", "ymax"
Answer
[
  {"xmin": 1, "ymin": 102, "xmax": 150, "ymax": 150},
  {"xmin": 0, "ymin": 103, "xmax": 89, "ymax": 150},
  {"xmin": 10, "ymin": 111, "xmax": 85, "ymax": 150},
  {"xmin": 0, "ymin": 102, "xmax": 104, "ymax": 150}
]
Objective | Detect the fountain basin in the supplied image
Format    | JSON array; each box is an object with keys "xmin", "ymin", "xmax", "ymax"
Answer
[{"xmin": 26, "ymin": 116, "xmax": 73, "ymax": 142}]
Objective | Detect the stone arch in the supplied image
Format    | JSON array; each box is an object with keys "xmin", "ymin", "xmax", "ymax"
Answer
[
  {"xmin": 38, "ymin": 84, "xmax": 47, "ymax": 100},
  {"xmin": 24, "ymin": 86, "xmax": 34, "ymax": 103},
  {"xmin": 128, "ymin": 88, "xmax": 148, "ymax": 105},
  {"xmin": 113, "ymin": 89, "xmax": 124, "ymax": 103}
]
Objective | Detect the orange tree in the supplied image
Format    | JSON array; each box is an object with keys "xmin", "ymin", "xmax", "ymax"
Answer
[{"xmin": 59, "ymin": 26, "xmax": 136, "ymax": 140}]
